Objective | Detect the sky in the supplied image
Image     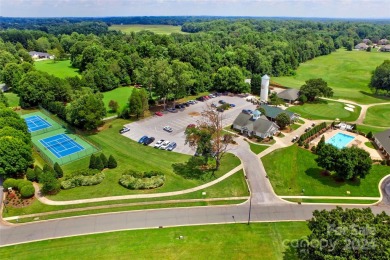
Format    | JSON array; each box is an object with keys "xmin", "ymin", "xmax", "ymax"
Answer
[{"xmin": 0, "ymin": 0, "xmax": 389, "ymax": 19}]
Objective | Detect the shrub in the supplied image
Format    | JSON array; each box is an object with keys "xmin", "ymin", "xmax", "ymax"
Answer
[
  {"xmin": 387, "ymin": 160, "xmax": 390, "ymax": 166},
  {"xmin": 366, "ymin": 131, "xmax": 373, "ymax": 139},
  {"xmin": 381, "ymin": 160, "xmax": 386, "ymax": 165},
  {"xmin": 61, "ymin": 172, "xmax": 105, "ymax": 190},
  {"xmin": 40, "ymin": 171, "xmax": 61, "ymax": 195},
  {"xmin": 311, "ymin": 145, "xmax": 317, "ymax": 152},
  {"xmin": 34, "ymin": 166, "xmax": 43, "ymax": 182},
  {"xmin": 100, "ymin": 153, "xmax": 108, "ymax": 168},
  {"xmin": 17, "ymin": 180, "xmax": 32, "ymax": 191},
  {"xmin": 26, "ymin": 168, "xmax": 37, "ymax": 182},
  {"xmin": 3, "ymin": 178, "xmax": 18, "ymax": 190},
  {"xmin": 304, "ymin": 143, "xmax": 309, "ymax": 149},
  {"xmin": 43, "ymin": 164, "xmax": 54, "ymax": 173},
  {"xmin": 89, "ymin": 154, "xmax": 96, "ymax": 169},
  {"xmin": 119, "ymin": 170, "xmax": 165, "ymax": 190},
  {"xmin": 108, "ymin": 155, "xmax": 117, "ymax": 169},
  {"xmin": 20, "ymin": 184, "xmax": 35, "ymax": 198},
  {"xmin": 53, "ymin": 162, "xmax": 63, "ymax": 178},
  {"xmin": 94, "ymin": 156, "xmax": 104, "ymax": 171}
]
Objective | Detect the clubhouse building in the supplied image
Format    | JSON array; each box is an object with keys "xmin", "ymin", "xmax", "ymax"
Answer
[
  {"xmin": 232, "ymin": 110, "xmax": 279, "ymax": 138},
  {"xmin": 374, "ymin": 129, "xmax": 390, "ymax": 159}
]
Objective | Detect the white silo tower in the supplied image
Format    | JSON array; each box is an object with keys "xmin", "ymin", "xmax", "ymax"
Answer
[{"xmin": 260, "ymin": 74, "xmax": 270, "ymax": 102}]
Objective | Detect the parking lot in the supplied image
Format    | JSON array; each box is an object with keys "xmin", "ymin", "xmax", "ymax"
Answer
[{"xmin": 122, "ymin": 95, "xmax": 258, "ymax": 155}]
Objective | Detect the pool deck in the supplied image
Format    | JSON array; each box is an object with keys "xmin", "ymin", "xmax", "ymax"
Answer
[{"xmin": 311, "ymin": 129, "xmax": 383, "ymax": 160}]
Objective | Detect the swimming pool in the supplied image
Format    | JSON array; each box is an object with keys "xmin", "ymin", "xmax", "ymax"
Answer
[{"xmin": 326, "ymin": 132, "xmax": 355, "ymax": 149}]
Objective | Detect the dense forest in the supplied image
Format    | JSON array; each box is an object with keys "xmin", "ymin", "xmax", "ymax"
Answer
[{"xmin": 0, "ymin": 18, "xmax": 389, "ymax": 130}]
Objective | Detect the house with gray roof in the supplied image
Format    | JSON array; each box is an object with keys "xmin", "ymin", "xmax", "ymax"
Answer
[
  {"xmin": 380, "ymin": 45, "xmax": 390, "ymax": 52},
  {"xmin": 258, "ymin": 104, "xmax": 299, "ymax": 122},
  {"xmin": 354, "ymin": 43, "xmax": 368, "ymax": 50},
  {"xmin": 277, "ymin": 88, "xmax": 300, "ymax": 103},
  {"xmin": 232, "ymin": 110, "xmax": 279, "ymax": 138},
  {"xmin": 374, "ymin": 129, "xmax": 390, "ymax": 159},
  {"xmin": 379, "ymin": 39, "xmax": 388, "ymax": 45},
  {"xmin": 29, "ymin": 51, "xmax": 54, "ymax": 60}
]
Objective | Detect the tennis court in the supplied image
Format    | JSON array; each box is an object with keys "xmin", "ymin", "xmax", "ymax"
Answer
[
  {"xmin": 39, "ymin": 134, "xmax": 85, "ymax": 158},
  {"xmin": 25, "ymin": 115, "xmax": 52, "ymax": 132}
]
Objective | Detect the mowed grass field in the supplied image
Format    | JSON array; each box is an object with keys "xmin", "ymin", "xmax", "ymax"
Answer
[
  {"xmin": 4, "ymin": 92, "xmax": 19, "ymax": 107},
  {"xmin": 109, "ymin": 24, "xmax": 186, "ymax": 34},
  {"xmin": 34, "ymin": 60, "xmax": 80, "ymax": 78},
  {"xmin": 287, "ymin": 100, "xmax": 361, "ymax": 121},
  {"xmin": 48, "ymin": 119, "xmax": 241, "ymax": 201},
  {"xmin": 274, "ymin": 49, "xmax": 390, "ymax": 104},
  {"xmin": 102, "ymin": 87, "xmax": 134, "ymax": 116},
  {"xmin": 0, "ymin": 222, "xmax": 309, "ymax": 260},
  {"xmin": 364, "ymin": 104, "xmax": 390, "ymax": 127},
  {"xmin": 262, "ymin": 145, "xmax": 390, "ymax": 197}
]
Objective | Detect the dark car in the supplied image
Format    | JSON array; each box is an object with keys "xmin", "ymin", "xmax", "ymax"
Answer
[
  {"xmin": 143, "ymin": 137, "xmax": 155, "ymax": 145},
  {"xmin": 166, "ymin": 142, "xmax": 177, "ymax": 151},
  {"xmin": 167, "ymin": 108, "xmax": 178, "ymax": 113},
  {"xmin": 230, "ymin": 104, "xmax": 236, "ymax": 107},
  {"xmin": 119, "ymin": 127, "xmax": 130, "ymax": 134},
  {"xmin": 218, "ymin": 100, "xmax": 226, "ymax": 104},
  {"xmin": 217, "ymin": 107, "xmax": 225, "ymax": 112},
  {"xmin": 138, "ymin": 135, "xmax": 148, "ymax": 144},
  {"xmin": 183, "ymin": 102, "xmax": 190, "ymax": 107}
]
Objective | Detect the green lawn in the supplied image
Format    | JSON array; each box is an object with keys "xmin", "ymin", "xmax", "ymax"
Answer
[
  {"xmin": 274, "ymin": 49, "xmax": 390, "ymax": 104},
  {"xmin": 365, "ymin": 142, "xmax": 375, "ymax": 149},
  {"xmin": 4, "ymin": 92, "xmax": 19, "ymax": 107},
  {"xmin": 356, "ymin": 124, "xmax": 387, "ymax": 135},
  {"xmin": 248, "ymin": 142, "xmax": 269, "ymax": 154},
  {"xmin": 262, "ymin": 145, "xmax": 390, "ymax": 197},
  {"xmin": 109, "ymin": 24, "xmax": 186, "ymax": 34},
  {"xmin": 47, "ymin": 119, "xmax": 241, "ymax": 201},
  {"xmin": 34, "ymin": 60, "xmax": 80, "ymax": 79},
  {"xmin": 3, "ymin": 170, "xmax": 249, "ymax": 222},
  {"xmin": 0, "ymin": 222, "xmax": 308, "ymax": 259},
  {"xmin": 102, "ymin": 87, "xmax": 134, "ymax": 116},
  {"xmin": 364, "ymin": 104, "xmax": 390, "ymax": 127},
  {"xmin": 287, "ymin": 100, "xmax": 361, "ymax": 121}
]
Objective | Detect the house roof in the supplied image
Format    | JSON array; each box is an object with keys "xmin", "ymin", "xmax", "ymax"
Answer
[
  {"xmin": 259, "ymin": 104, "xmax": 295, "ymax": 119},
  {"xmin": 355, "ymin": 43, "xmax": 368, "ymax": 49},
  {"xmin": 28, "ymin": 51, "xmax": 51, "ymax": 56},
  {"xmin": 277, "ymin": 88, "xmax": 300, "ymax": 101},
  {"xmin": 374, "ymin": 129, "xmax": 390, "ymax": 154},
  {"xmin": 381, "ymin": 45, "xmax": 390, "ymax": 50},
  {"xmin": 233, "ymin": 112, "xmax": 279, "ymax": 134}
]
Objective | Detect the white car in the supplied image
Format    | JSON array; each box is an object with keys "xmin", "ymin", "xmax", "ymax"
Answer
[
  {"xmin": 163, "ymin": 126, "xmax": 173, "ymax": 132},
  {"xmin": 160, "ymin": 141, "xmax": 171, "ymax": 150},
  {"xmin": 154, "ymin": 139, "xmax": 165, "ymax": 148}
]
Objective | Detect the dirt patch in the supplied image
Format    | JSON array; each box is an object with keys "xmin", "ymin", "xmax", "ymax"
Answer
[
  {"xmin": 5, "ymin": 191, "xmax": 35, "ymax": 208},
  {"xmin": 188, "ymin": 112, "xmax": 200, "ymax": 117}
]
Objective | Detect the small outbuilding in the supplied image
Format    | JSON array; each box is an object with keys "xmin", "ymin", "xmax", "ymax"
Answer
[
  {"xmin": 380, "ymin": 45, "xmax": 390, "ymax": 52},
  {"xmin": 29, "ymin": 51, "xmax": 54, "ymax": 60},
  {"xmin": 258, "ymin": 104, "xmax": 299, "ymax": 122},
  {"xmin": 277, "ymin": 88, "xmax": 300, "ymax": 103},
  {"xmin": 374, "ymin": 129, "xmax": 390, "ymax": 159},
  {"xmin": 232, "ymin": 110, "xmax": 279, "ymax": 138}
]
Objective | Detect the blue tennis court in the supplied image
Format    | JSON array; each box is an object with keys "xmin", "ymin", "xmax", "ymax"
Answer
[
  {"xmin": 25, "ymin": 115, "xmax": 52, "ymax": 132},
  {"xmin": 39, "ymin": 134, "xmax": 85, "ymax": 158}
]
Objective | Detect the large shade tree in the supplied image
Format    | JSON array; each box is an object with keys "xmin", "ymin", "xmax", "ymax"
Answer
[
  {"xmin": 370, "ymin": 60, "xmax": 390, "ymax": 94},
  {"xmin": 299, "ymin": 78, "xmax": 333, "ymax": 102}
]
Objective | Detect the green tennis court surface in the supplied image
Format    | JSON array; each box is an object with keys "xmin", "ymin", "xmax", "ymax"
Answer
[{"xmin": 23, "ymin": 111, "xmax": 99, "ymax": 165}]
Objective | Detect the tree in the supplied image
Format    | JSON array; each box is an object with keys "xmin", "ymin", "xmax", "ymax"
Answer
[
  {"xmin": 66, "ymin": 89, "xmax": 106, "ymax": 130},
  {"xmin": 296, "ymin": 207, "xmax": 390, "ymax": 260},
  {"xmin": 171, "ymin": 60, "xmax": 195, "ymax": 101},
  {"xmin": 26, "ymin": 168, "xmax": 37, "ymax": 182},
  {"xmin": 0, "ymin": 136, "xmax": 33, "ymax": 178},
  {"xmin": 269, "ymin": 92, "xmax": 284, "ymax": 107},
  {"xmin": 316, "ymin": 135, "xmax": 326, "ymax": 153},
  {"xmin": 369, "ymin": 60, "xmax": 390, "ymax": 94},
  {"xmin": 107, "ymin": 155, "xmax": 117, "ymax": 169},
  {"xmin": 53, "ymin": 162, "xmax": 63, "ymax": 178},
  {"xmin": 315, "ymin": 143, "xmax": 339, "ymax": 173},
  {"xmin": 334, "ymin": 147, "xmax": 372, "ymax": 180},
  {"xmin": 366, "ymin": 131, "xmax": 373, "ymax": 139},
  {"xmin": 94, "ymin": 155, "xmax": 104, "ymax": 171},
  {"xmin": 185, "ymin": 105, "xmax": 233, "ymax": 170},
  {"xmin": 250, "ymin": 74, "xmax": 262, "ymax": 95},
  {"xmin": 128, "ymin": 89, "xmax": 143, "ymax": 118},
  {"xmin": 138, "ymin": 88, "xmax": 149, "ymax": 116},
  {"xmin": 108, "ymin": 100, "xmax": 119, "ymax": 113},
  {"xmin": 100, "ymin": 153, "xmax": 108, "ymax": 169},
  {"xmin": 89, "ymin": 154, "xmax": 96, "ymax": 169},
  {"xmin": 39, "ymin": 171, "xmax": 61, "ymax": 195},
  {"xmin": 0, "ymin": 91, "xmax": 8, "ymax": 107},
  {"xmin": 43, "ymin": 164, "xmax": 54, "ymax": 173},
  {"xmin": 34, "ymin": 165, "xmax": 43, "ymax": 181},
  {"xmin": 299, "ymin": 78, "xmax": 333, "ymax": 102},
  {"xmin": 275, "ymin": 113, "xmax": 290, "ymax": 129},
  {"xmin": 0, "ymin": 126, "xmax": 31, "ymax": 145}
]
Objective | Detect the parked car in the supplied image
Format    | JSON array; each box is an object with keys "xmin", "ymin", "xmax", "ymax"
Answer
[
  {"xmin": 216, "ymin": 92, "xmax": 222, "ymax": 96},
  {"xmin": 230, "ymin": 104, "xmax": 236, "ymax": 107},
  {"xmin": 217, "ymin": 107, "xmax": 225, "ymax": 112},
  {"xmin": 155, "ymin": 111, "xmax": 163, "ymax": 116},
  {"xmin": 218, "ymin": 100, "xmax": 226, "ymax": 104},
  {"xmin": 208, "ymin": 94, "xmax": 216, "ymax": 98},
  {"xmin": 144, "ymin": 137, "xmax": 155, "ymax": 145},
  {"xmin": 138, "ymin": 135, "xmax": 148, "ymax": 144},
  {"xmin": 160, "ymin": 140, "xmax": 171, "ymax": 150},
  {"xmin": 166, "ymin": 142, "xmax": 177, "ymax": 151},
  {"xmin": 167, "ymin": 108, "xmax": 178, "ymax": 113},
  {"xmin": 242, "ymin": 109, "xmax": 252, "ymax": 114},
  {"xmin": 154, "ymin": 139, "xmax": 165, "ymax": 148},
  {"xmin": 196, "ymin": 97, "xmax": 205, "ymax": 102},
  {"xmin": 183, "ymin": 102, "xmax": 190, "ymax": 107},
  {"xmin": 188, "ymin": 100, "xmax": 197, "ymax": 104},
  {"xmin": 204, "ymin": 95, "xmax": 210, "ymax": 100},
  {"xmin": 163, "ymin": 126, "xmax": 173, "ymax": 132},
  {"xmin": 211, "ymin": 103, "xmax": 217, "ymax": 108},
  {"xmin": 119, "ymin": 127, "xmax": 130, "ymax": 134}
]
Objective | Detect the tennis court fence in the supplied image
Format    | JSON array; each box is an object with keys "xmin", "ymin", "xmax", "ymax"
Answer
[{"xmin": 30, "ymin": 122, "xmax": 62, "ymax": 137}]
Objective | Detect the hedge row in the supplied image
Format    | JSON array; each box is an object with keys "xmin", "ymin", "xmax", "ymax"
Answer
[
  {"xmin": 119, "ymin": 170, "xmax": 165, "ymax": 190},
  {"xmin": 299, "ymin": 122, "xmax": 327, "ymax": 142},
  {"xmin": 61, "ymin": 172, "xmax": 105, "ymax": 190},
  {"xmin": 3, "ymin": 178, "xmax": 35, "ymax": 198}
]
